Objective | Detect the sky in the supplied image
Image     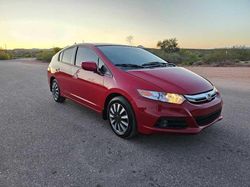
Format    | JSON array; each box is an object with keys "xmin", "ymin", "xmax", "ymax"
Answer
[{"xmin": 0, "ymin": 0, "xmax": 250, "ymax": 49}]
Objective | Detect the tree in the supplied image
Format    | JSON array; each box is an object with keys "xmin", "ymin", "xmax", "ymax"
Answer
[
  {"xmin": 53, "ymin": 47, "xmax": 62, "ymax": 53},
  {"xmin": 126, "ymin": 35, "xmax": 134, "ymax": 45},
  {"xmin": 157, "ymin": 38, "xmax": 180, "ymax": 53}
]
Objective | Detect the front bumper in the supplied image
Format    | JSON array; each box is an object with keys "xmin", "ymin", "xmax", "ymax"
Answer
[{"xmin": 133, "ymin": 94, "xmax": 223, "ymax": 134}]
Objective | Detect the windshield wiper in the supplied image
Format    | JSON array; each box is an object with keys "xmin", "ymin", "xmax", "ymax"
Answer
[
  {"xmin": 142, "ymin": 61, "xmax": 176, "ymax": 68},
  {"xmin": 115, "ymin": 63, "xmax": 144, "ymax": 69}
]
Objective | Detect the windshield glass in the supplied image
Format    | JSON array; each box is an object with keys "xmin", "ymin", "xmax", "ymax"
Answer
[{"xmin": 97, "ymin": 46, "xmax": 168, "ymax": 69}]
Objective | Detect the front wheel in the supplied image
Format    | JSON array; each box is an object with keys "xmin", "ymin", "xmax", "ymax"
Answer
[
  {"xmin": 107, "ymin": 96, "xmax": 137, "ymax": 138},
  {"xmin": 51, "ymin": 79, "xmax": 66, "ymax": 103}
]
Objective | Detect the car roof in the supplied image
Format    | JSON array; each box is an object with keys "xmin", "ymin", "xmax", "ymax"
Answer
[
  {"xmin": 61, "ymin": 43, "xmax": 141, "ymax": 52},
  {"xmin": 70, "ymin": 43, "xmax": 134, "ymax": 48}
]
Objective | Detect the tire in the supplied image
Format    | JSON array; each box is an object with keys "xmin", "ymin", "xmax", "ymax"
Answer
[
  {"xmin": 51, "ymin": 79, "xmax": 66, "ymax": 103},
  {"xmin": 107, "ymin": 96, "xmax": 137, "ymax": 138}
]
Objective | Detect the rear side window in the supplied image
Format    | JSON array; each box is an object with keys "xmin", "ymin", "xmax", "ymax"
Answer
[
  {"xmin": 58, "ymin": 52, "xmax": 63, "ymax": 61},
  {"xmin": 62, "ymin": 47, "xmax": 75, "ymax": 64},
  {"xmin": 75, "ymin": 47, "xmax": 98, "ymax": 66}
]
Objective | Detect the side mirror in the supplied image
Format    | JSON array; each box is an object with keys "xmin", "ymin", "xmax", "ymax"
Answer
[{"xmin": 81, "ymin": 62, "xmax": 97, "ymax": 72}]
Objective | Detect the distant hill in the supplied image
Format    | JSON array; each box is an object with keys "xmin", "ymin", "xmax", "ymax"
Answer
[{"xmin": 2, "ymin": 47, "xmax": 250, "ymax": 66}]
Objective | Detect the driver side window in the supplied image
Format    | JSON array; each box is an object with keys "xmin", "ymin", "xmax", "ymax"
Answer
[
  {"xmin": 75, "ymin": 46, "xmax": 111, "ymax": 76},
  {"xmin": 75, "ymin": 47, "xmax": 98, "ymax": 66}
]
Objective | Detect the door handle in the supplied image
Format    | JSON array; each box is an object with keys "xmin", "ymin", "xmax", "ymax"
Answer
[{"xmin": 73, "ymin": 69, "xmax": 80, "ymax": 79}]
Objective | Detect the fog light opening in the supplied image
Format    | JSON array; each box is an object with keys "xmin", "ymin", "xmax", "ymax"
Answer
[
  {"xmin": 156, "ymin": 118, "xmax": 187, "ymax": 129},
  {"xmin": 161, "ymin": 119, "xmax": 169, "ymax": 128}
]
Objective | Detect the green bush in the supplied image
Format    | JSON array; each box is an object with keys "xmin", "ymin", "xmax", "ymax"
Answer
[
  {"xmin": 36, "ymin": 47, "xmax": 62, "ymax": 62},
  {"xmin": 147, "ymin": 48, "xmax": 200, "ymax": 65},
  {"xmin": 179, "ymin": 49, "xmax": 200, "ymax": 65},
  {"xmin": 202, "ymin": 48, "xmax": 250, "ymax": 65},
  {"xmin": 36, "ymin": 50, "xmax": 54, "ymax": 62},
  {"xmin": 0, "ymin": 50, "xmax": 11, "ymax": 60}
]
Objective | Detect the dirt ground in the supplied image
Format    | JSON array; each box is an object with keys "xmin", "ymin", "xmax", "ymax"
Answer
[
  {"xmin": 187, "ymin": 66, "xmax": 250, "ymax": 81},
  {"xmin": 186, "ymin": 66, "xmax": 250, "ymax": 92}
]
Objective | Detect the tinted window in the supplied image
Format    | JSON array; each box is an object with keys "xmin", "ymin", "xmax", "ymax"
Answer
[
  {"xmin": 58, "ymin": 52, "xmax": 63, "ymax": 61},
  {"xmin": 76, "ymin": 47, "xmax": 98, "ymax": 66},
  {"xmin": 62, "ymin": 47, "xmax": 75, "ymax": 64},
  {"xmin": 97, "ymin": 46, "xmax": 166, "ymax": 66}
]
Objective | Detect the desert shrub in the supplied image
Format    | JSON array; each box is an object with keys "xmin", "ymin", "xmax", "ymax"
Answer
[
  {"xmin": 204, "ymin": 50, "xmax": 228, "ymax": 64},
  {"xmin": 149, "ymin": 47, "xmax": 250, "ymax": 66},
  {"xmin": 0, "ymin": 50, "xmax": 12, "ymax": 60},
  {"xmin": 163, "ymin": 52, "xmax": 182, "ymax": 64},
  {"xmin": 147, "ymin": 48, "xmax": 180, "ymax": 64},
  {"xmin": 179, "ymin": 49, "xmax": 200, "ymax": 65},
  {"xmin": 203, "ymin": 48, "xmax": 250, "ymax": 65},
  {"xmin": 36, "ymin": 47, "xmax": 62, "ymax": 62},
  {"xmin": 147, "ymin": 48, "xmax": 200, "ymax": 65},
  {"xmin": 53, "ymin": 47, "xmax": 62, "ymax": 53},
  {"xmin": 36, "ymin": 50, "xmax": 54, "ymax": 62},
  {"xmin": 229, "ymin": 48, "xmax": 250, "ymax": 61}
]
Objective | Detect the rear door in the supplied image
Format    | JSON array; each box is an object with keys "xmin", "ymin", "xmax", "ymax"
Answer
[{"xmin": 56, "ymin": 47, "xmax": 77, "ymax": 96}]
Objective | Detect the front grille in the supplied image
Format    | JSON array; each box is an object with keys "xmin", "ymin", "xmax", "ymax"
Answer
[
  {"xmin": 195, "ymin": 109, "xmax": 222, "ymax": 126},
  {"xmin": 155, "ymin": 118, "xmax": 187, "ymax": 129},
  {"xmin": 185, "ymin": 88, "xmax": 217, "ymax": 104}
]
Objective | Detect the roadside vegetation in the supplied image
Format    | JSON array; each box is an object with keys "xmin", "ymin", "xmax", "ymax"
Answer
[
  {"xmin": 147, "ymin": 38, "xmax": 250, "ymax": 66},
  {"xmin": 1, "ymin": 40, "xmax": 250, "ymax": 66},
  {"xmin": 0, "ymin": 47, "xmax": 61, "ymax": 62},
  {"xmin": 0, "ymin": 49, "xmax": 12, "ymax": 60},
  {"xmin": 36, "ymin": 47, "xmax": 61, "ymax": 62}
]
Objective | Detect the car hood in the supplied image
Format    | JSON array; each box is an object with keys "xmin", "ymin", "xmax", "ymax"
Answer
[{"xmin": 127, "ymin": 67, "xmax": 213, "ymax": 94}]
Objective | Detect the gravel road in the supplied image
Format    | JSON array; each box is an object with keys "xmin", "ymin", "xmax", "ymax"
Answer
[{"xmin": 0, "ymin": 59, "xmax": 249, "ymax": 187}]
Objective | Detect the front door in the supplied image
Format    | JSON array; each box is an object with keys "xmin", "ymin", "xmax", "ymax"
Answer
[{"xmin": 70, "ymin": 46, "xmax": 107, "ymax": 112}]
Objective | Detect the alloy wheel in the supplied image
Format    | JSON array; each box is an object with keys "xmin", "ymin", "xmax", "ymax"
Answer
[
  {"xmin": 52, "ymin": 81, "xmax": 59, "ymax": 101},
  {"xmin": 109, "ymin": 103, "xmax": 129, "ymax": 135}
]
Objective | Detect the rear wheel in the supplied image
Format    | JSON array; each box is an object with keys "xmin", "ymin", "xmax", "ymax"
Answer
[
  {"xmin": 51, "ymin": 79, "xmax": 65, "ymax": 103},
  {"xmin": 107, "ymin": 96, "xmax": 137, "ymax": 138}
]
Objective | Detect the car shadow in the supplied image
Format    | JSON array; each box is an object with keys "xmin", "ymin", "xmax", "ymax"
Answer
[
  {"xmin": 60, "ymin": 100, "xmax": 249, "ymax": 165},
  {"xmin": 65, "ymin": 98, "xmax": 221, "ymax": 144},
  {"xmin": 64, "ymin": 101, "xmax": 233, "ymax": 145}
]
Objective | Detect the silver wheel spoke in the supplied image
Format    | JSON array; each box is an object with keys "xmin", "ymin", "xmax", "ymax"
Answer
[
  {"xmin": 119, "ymin": 107, "xmax": 125, "ymax": 115},
  {"xmin": 121, "ymin": 120, "xmax": 128, "ymax": 127},
  {"xmin": 109, "ymin": 102, "xmax": 130, "ymax": 135},
  {"xmin": 110, "ymin": 107, "xmax": 114, "ymax": 115},
  {"xmin": 111, "ymin": 119, "xmax": 116, "ymax": 126},
  {"xmin": 115, "ymin": 122, "xmax": 119, "ymax": 130},
  {"xmin": 117, "ymin": 104, "xmax": 121, "ymax": 113},
  {"xmin": 113, "ymin": 104, "xmax": 116, "ymax": 112},
  {"xmin": 121, "ymin": 115, "xmax": 128, "ymax": 119},
  {"xmin": 117, "ymin": 123, "xmax": 123, "ymax": 132},
  {"xmin": 119, "ymin": 123, "xmax": 126, "ymax": 131}
]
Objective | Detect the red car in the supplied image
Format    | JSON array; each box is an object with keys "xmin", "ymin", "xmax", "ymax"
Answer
[{"xmin": 47, "ymin": 44, "xmax": 223, "ymax": 138}]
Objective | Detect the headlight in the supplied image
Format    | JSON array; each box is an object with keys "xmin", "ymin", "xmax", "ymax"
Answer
[{"xmin": 137, "ymin": 89, "xmax": 185, "ymax": 104}]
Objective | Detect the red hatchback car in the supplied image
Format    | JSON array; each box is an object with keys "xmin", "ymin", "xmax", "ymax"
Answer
[{"xmin": 47, "ymin": 44, "xmax": 223, "ymax": 138}]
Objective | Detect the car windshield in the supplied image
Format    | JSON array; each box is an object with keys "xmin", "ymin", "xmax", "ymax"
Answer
[{"xmin": 97, "ymin": 46, "xmax": 170, "ymax": 70}]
